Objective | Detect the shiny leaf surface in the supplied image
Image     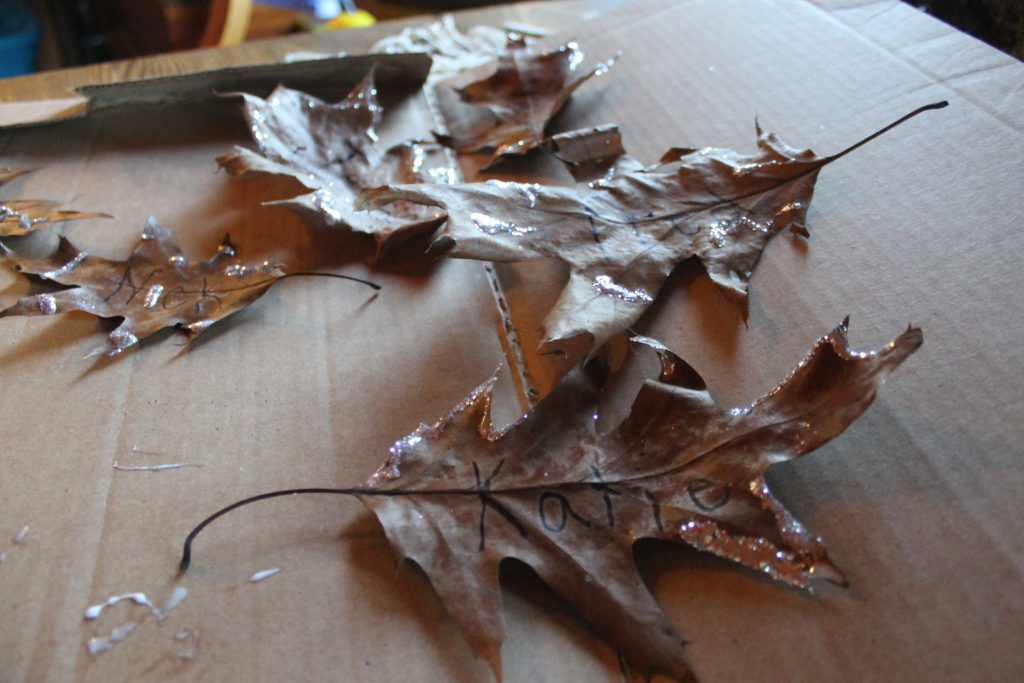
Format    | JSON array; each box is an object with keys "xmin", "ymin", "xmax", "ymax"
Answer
[
  {"xmin": 436, "ymin": 38, "xmax": 617, "ymax": 166},
  {"xmin": 359, "ymin": 321, "xmax": 921, "ymax": 680},
  {"xmin": 362, "ymin": 103, "xmax": 945, "ymax": 356},
  {"xmin": 0, "ymin": 217, "xmax": 285, "ymax": 356},
  {"xmin": 218, "ymin": 71, "xmax": 449, "ymax": 254}
]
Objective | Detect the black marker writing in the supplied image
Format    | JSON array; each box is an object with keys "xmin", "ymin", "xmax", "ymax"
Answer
[
  {"xmin": 103, "ymin": 266, "xmax": 158, "ymax": 304},
  {"xmin": 643, "ymin": 489, "xmax": 664, "ymax": 531},
  {"xmin": 686, "ymin": 478, "xmax": 730, "ymax": 511},
  {"xmin": 589, "ymin": 466, "xmax": 622, "ymax": 526},
  {"xmin": 473, "ymin": 460, "xmax": 526, "ymax": 551},
  {"xmin": 538, "ymin": 492, "xmax": 592, "ymax": 533}
]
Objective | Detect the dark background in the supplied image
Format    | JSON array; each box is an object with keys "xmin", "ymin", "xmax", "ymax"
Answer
[{"xmin": 19, "ymin": 0, "xmax": 1024, "ymax": 72}]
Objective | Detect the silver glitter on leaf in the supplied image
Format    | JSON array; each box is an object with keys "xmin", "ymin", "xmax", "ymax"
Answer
[
  {"xmin": 361, "ymin": 103, "xmax": 946, "ymax": 359},
  {"xmin": 0, "ymin": 217, "xmax": 286, "ymax": 356},
  {"xmin": 357, "ymin": 320, "xmax": 921, "ymax": 681}
]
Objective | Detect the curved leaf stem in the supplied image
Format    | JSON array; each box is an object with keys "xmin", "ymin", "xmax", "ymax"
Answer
[
  {"xmin": 280, "ymin": 271, "xmax": 381, "ymax": 290},
  {"xmin": 180, "ymin": 488, "xmax": 358, "ymax": 571}
]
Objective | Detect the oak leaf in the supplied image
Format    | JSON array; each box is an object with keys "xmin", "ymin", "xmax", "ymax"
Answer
[
  {"xmin": 357, "ymin": 320, "xmax": 921, "ymax": 680},
  {"xmin": 434, "ymin": 37, "xmax": 618, "ymax": 166},
  {"xmin": 0, "ymin": 217, "xmax": 285, "ymax": 356},
  {"xmin": 217, "ymin": 71, "xmax": 448, "ymax": 253},
  {"xmin": 1, "ymin": 168, "xmax": 108, "ymax": 236},
  {"xmin": 362, "ymin": 103, "xmax": 946, "ymax": 356}
]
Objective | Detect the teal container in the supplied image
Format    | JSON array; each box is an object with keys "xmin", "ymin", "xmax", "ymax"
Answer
[{"xmin": 0, "ymin": 0, "xmax": 41, "ymax": 78}]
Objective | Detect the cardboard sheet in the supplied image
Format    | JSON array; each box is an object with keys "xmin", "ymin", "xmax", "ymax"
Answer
[{"xmin": 1, "ymin": 1, "xmax": 1021, "ymax": 681}]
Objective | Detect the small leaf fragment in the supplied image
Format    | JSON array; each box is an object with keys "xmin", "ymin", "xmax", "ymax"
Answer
[
  {"xmin": 0, "ymin": 200, "xmax": 109, "ymax": 236},
  {"xmin": 1, "ymin": 169, "xmax": 109, "ymax": 236}
]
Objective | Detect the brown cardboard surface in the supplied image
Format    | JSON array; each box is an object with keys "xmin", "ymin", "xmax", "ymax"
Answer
[{"xmin": 1, "ymin": 1, "xmax": 1022, "ymax": 681}]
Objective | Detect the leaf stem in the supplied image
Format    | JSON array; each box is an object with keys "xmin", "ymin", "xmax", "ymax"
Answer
[
  {"xmin": 822, "ymin": 100, "xmax": 948, "ymax": 165},
  {"xmin": 180, "ymin": 488, "xmax": 359, "ymax": 572},
  {"xmin": 180, "ymin": 485, "xmax": 474, "ymax": 571},
  {"xmin": 280, "ymin": 271, "xmax": 381, "ymax": 290}
]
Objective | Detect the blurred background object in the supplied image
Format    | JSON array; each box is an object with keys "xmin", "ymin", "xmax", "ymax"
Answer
[
  {"xmin": 905, "ymin": 0, "xmax": 1022, "ymax": 58},
  {"xmin": 13, "ymin": 0, "xmax": 1024, "ymax": 76},
  {"xmin": 0, "ymin": 0, "xmax": 42, "ymax": 78}
]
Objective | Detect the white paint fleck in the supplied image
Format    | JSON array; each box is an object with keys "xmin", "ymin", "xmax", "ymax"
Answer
[
  {"xmin": 173, "ymin": 629, "xmax": 201, "ymax": 663},
  {"xmin": 87, "ymin": 621, "xmax": 138, "ymax": 655},
  {"xmin": 83, "ymin": 587, "xmax": 188, "ymax": 656},
  {"xmin": 13, "ymin": 527, "xmax": 28, "ymax": 544},
  {"xmin": 248, "ymin": 567, "xmax": 281, "ymax": 583},
  {"xmin": 85, "ymin": 593, "xmax": 156, "ymax": 620},
  {"xmin": 113, "ymin": 463, "xmax": 201, "ymax": 472},
  {"xmin": 158, "ymin": 587, "xmax": 188, "ymax": 619},
  {"xmin": 84, "ymin": 586, "xmax": 187, "ymax": 622}
]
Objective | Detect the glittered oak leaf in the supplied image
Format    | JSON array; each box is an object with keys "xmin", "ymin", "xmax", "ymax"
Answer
[
  {"xmin": 217, "ymin": 71, "xmax": 447, "ymax": 253},
  {"xmin": 1, "ymin": 169, "xmax": 108, "ymax": 236},
  {"xmin": 0, "ymin": 217, "xmax": 285, "ymax": 356},
  {"xmin": 435, "ymin": 37, "xmax": 618, "ymax": 166},
  {"xmin": 355, "ymin": 321, "xmax": 921, "ymax": 680},
  {"xmin": 363, "ymin": 103, "xmax": 946, "ymax": 356},
  {"xmin": 179, "ymin": 321, "xmax": 920, "ymax": 679}
]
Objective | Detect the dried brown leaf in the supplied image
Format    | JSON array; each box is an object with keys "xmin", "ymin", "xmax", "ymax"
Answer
[
  {"xmin": 435, "ymin": 38, "xmax": 617, "ymax": 166},
  {"xmin": 369, "ymin": 14, "xmax": 511, "ymax": 84},
  {"xmin": 217, "ymin": 71, "xmax": 448, "ymax": 253},
  {"xmin": 362, "ymin": 103, "xmax": 946, "ymax": 356},
  {"xmin": 0, "ymin": 217, "xmax": 285, "ymax": 356},
  {"xmin": 359, "ymin": 321, "xmax": 921, "ymax": 680}
]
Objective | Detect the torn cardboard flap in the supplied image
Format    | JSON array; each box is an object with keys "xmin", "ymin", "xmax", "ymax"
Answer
[
  {"xmin": 0, "ymin": 53, "xmax": 432, "ymax": 129},
  {"xmin": 1, "ymin": 0, "xmax": 1022, "ymax": 681}
]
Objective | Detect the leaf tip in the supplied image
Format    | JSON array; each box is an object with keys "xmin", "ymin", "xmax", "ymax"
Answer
[{"xmin": 630, "ymin": 336, "xmax": 706, "ymax": 391}]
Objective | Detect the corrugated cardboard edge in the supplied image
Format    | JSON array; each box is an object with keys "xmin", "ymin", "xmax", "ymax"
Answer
[{"xmin": 0, "ymin": 53, "xmax": 432, "ymax": 130}]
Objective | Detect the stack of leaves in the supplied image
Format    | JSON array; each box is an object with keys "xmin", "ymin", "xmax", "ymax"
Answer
[
  {"xmin": 173, "ymin": 30, "xmax": 946, "ymax": 682},
  {"xmin": 0, "ymin": 22, "xmax": 945, "ymax": 682}
]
